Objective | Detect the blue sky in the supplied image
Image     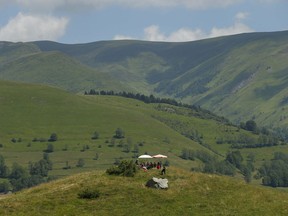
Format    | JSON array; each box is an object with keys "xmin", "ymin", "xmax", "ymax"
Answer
[{"xmin": 0, "ymin": 0, "xmax": 287, "ymax": 43}]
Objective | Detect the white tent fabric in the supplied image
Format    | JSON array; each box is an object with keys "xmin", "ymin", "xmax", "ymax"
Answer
[
  {"xmin": 152, "ymin": 154, "xmax": 168, "ymax": 158},
  {"xmin": 138, "ymin": 154, "xmax": 153, "ymax": 159}
]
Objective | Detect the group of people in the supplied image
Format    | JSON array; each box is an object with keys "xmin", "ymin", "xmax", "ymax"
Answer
[{"xmin": 135, "ymin": 160, "xmax": 166, "ymax": 175}]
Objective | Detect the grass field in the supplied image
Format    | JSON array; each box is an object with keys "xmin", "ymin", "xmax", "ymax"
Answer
[
  {"xmin": 0, "ymin": 80, "xmax": 288, "ymax": 180},
  {"xmin": 1, "ymin": 167, "xmax": 288, "ymax": 215},
  {"xmin": 0, "ymin": 80, "xmax": 208, "ymax": 176}
]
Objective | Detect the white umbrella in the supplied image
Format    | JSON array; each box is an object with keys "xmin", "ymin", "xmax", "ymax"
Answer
[
  {"xmin": 138, "ymin": 154, "xmax": 153, "ymax": 159},
  {"xmin": 152, "ymin": 154, "xmax": 168, "ymax": 158}
]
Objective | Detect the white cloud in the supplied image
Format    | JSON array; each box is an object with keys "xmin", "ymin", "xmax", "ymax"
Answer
[
  {"xmin": 235, "ymin": 12, "xmax": 249, "ymax": 21},
  {"xmin": 113, "ymin": 17, "xmax": 254, "ymax": 42},
  {"xmin": 210, "ymin": 22, "xmax": 253, "ymax": 38},
  {"xmin": 113, "ymin": 34, "xmax": 135, "ymax": 40},
  {"xmin": 0, "ymin": 13, "xmax": 69, "ymax": 42},
  {"xmin": 142, "ymin": 25, "xmax": 206, "ymax": 42}
]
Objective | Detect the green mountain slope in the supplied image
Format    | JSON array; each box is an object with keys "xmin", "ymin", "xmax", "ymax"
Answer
[
  {"xmin": 1, "ymin": 31, "xmax": 288, "ymax": 127},
  {"xmin": 33, "ymin": 31, "xmax": 288, "ymax": 127},
  {"xmin": 0, "ymin": 80, "xmax": 211, "ymax": 174},
  {"xmin": 0, "ymin": 42, "xmax": 128, "ymax": 93},
  {"xmin": 1, "ymin": 168, "xmax": 288, "ymax": 215},
  {"xmin": 0, "ymin": 80, "xmax": 279, "ymax": 178}
]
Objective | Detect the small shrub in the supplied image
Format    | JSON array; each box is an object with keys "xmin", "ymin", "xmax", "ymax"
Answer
[
  {"xmin": 62, "ymin": 144, "xmax": 68, "ymax": 151},
  {"xmin": 63, "ymin": 161, "xmax": 71, "ymax": 170},
  {"xmin": 0, "ymin": 144, "xmax": 3, "ymax": 148},
  {"xmin": 114, "ymin": 128, "xmax": 125, "ymax": 139},
  {"xmin": 93, "ymin": 153, "xmax": 99, "ymax": 160},
  {"xmin": 91, "ymin": 131, "xmax": 99, "ymax": 140},
  {"xmin": 0, "ymin": 181, "xmax": 12, "ymax": 193},
  {"xmin": 76, "ymin": 158, "xmax": 85, "ymax": 167},
  {"xmin": 78, "ymin": 188, "xmax": 100, "ymax": 199},
  {"xmin": 44, "ymin": 143, "xmax": 54, "ymax": 153},
  {"xmin": 106, "ymin": 160, "xmax": 137, "ymax": 177},
  {"xmin": 48, "ymin": 133, "xmax": 58, "ymax": 142}
]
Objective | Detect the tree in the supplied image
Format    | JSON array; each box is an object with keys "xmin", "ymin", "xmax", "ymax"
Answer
[
  {"xmin": 247, "ymin": 152, "xmax": 256, "ymax": 163},
  {"xmin": 245, "ymin": 120, "xmax": 257, "ymax": 133},
  {"xmin": 257, "ymin": 153, "xmax": 288, "ymax": 187},
  {"xmin": 106, "ymin": 160, "xmax": 137, "ymax": 177},
  {"xmin": 63, "ymin": 161, "xmax": 71, "ymax": 169},
  {"xmin": 93, "ymin": 153, "xmax": 99, "ymax": 160},
  {"xmin": 242, "ymin": 165, "xmax": 252, "ymax": 183},
  {"xmin": 114, "ymin": 128, "xmax": 125, "ymax": 139},
  {"xmin": 0, "ymin": 155, "xmax": 9, "ymax": 178},
  {"xmin": 225, "ymin": 151, "xmax": 243, "ymax": 170},
  {"xmin": 123, "ymin": 144, "xmax": 131, "ymax": 153},
  {"xmin": 133, "ymin": 144, "xmax": 139, "ymax": 153},
  {"xmin": 109, "ymin": 138, "xmax": 116, "ymax": 147},
  {"xmin": 0, "ymin": 180, "xmax": 12, "ymax": 193},
  {"xmin": 29, "ymin": 159, "xmax": 49, "ymax": 177},
  {"xmin": 76, "ymin": 158, "xmax": 85, "ymax": 167},
  {"xmin": 45, "ymin": 143, "xmax": 54, "ymax": 153},
  {"xmin": 9, "ymin": 163, "xmax": 28, "ymax": 180},
  {"xmin": 91, "ymin": 131, "xmax": 100, "ymax": 140},
  {"xmin": 48, "ymin": 133, "xmax": 58, "ymax": 142}
]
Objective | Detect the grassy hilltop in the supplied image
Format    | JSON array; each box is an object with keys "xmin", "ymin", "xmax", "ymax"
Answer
[{"xmin": 1, "ymin": 168, "xmax": 288, "ymax": 216}]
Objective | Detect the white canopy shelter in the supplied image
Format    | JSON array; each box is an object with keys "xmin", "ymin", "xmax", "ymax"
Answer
[
  {"xmin": 152, "ymin": 154, "xmax": 168, "ymax": 158},
  {"xmin": 138, "ymin": 154, "xmax": 153, "ymax": 159}
]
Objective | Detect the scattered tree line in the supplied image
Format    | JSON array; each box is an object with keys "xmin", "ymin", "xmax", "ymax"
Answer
[
  {"xmin": 85, "ymin": 90, "xmax": 230, "ymax": 123},
  {"xmin": 32, "ymin": 133, "xmax": 58, "ymax": 142},
  {"xmin": 181, "ymin": 149, "xmax": 254, "ymax": 183},
  {"xmin": 85, "ymin": 90, "xmax": 286, "ymax": 146},
  {"xmin": 0, "ymin": 153, "xmax": 53, "ymax": 193},
  {"xmin": 216, "ymin": 134, "xmax": 281, "ymax": 149},
  {"xmin": 183, "ymin": 148, "xmax": 288, "ymax": 187},
  {"xmin": 256, "ymin": 152, "xmax": 288, "ymax": 187}
]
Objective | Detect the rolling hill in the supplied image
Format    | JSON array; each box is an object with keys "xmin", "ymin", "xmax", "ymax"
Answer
[
  {"xmin": 0, "ymin": 80, "xmax": 212, "ymax": 174},
  {"xmin": 1, "ymin": 167, "xmax": 288, "ymax": 215},
  {"xmin": 1, "ymin": 31, "xmax": 288, "ymax": 128},
  {"xmin": 0, "ymin": 80, "xmax": 281, "ymax": 178}
]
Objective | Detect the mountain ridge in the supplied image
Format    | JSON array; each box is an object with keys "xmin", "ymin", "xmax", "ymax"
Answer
[{"xmin": 1, "ymin": 30, "xmax": 288, "ymax": 127}]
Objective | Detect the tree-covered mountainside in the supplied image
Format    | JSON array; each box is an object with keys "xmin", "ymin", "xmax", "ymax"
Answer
[{"xmin": 1, "ymin": 30, "xmax": 288, "ymax": 128}]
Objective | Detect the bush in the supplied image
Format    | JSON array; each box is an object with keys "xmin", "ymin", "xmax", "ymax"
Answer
[
  {"xmin": 114, "ymin": 128, "xmax": 125, "ymax": 139},
  {"xmin": 78, "ymin": 188, "xmax": 100, "ymax": 199},
  {"xmin": 0, "ymin": 181, "xmax": 12, "ymax": 193},
  {"xmin": 44, "ymin": 143, "xmax": 54, "ymax": 153},
  {"xmin": 91, "ymin": 131, "xmax": 100, "ymax": 140},
  {"xmin": 106, "ymin": 160, "xmax": 137, "ymax": 177},
  {"xmin": 76, "ymin": 158, "xmax": 85, "ymax": 167},
  {"xmin": 48, "ymin": 133, "xmax": 58, "ymax": 142}
]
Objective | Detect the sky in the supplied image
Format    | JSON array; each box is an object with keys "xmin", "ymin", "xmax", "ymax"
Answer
[{"xmin": 0, "ymin": 0, "xmax": 287, "ymax": 44}]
